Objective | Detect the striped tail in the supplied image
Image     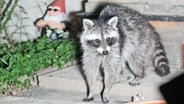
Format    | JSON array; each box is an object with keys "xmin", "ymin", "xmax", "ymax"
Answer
[{"xmin": 153, "ymin": 40, "xmax": 170, "ymax": 77}]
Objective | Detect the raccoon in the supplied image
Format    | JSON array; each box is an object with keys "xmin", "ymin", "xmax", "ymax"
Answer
[{"xmin": 80, "ymin": 5, "xmax": 170, "ymax": 103}]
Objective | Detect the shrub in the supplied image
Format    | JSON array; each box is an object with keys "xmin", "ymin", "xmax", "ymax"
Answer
[{"xmin": 0, "ymin": 36, "xmax": 78, "ymax": 95}]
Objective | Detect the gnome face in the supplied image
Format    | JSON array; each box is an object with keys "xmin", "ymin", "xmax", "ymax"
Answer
[
  {"xmin": 47, "ymin": 6, "xmax": 62, "ymax": 16},
  {"xmin": 43, "ymin": 0, "xmax": 66, "ymax": 23},
  {"xmin": 44, "ymin": 6, "xmax": 66, "ymax": 23}
]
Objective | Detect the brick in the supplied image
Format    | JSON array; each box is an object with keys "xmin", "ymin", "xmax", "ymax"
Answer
[
  {"xmin": 85, "ymin": 3, "xmax": 184, "ymax": 16},
  {"xmin": 88, "ymin": 0, "xmax": 184, "ymax": 5},
  {"xmin": 88, "ymin": 0, "xmax": 147, "ymax": 3},
  {"xmin": 149, "ymin": 21, "xmax": 184, "ymax": 32},
  {"xmin": 148, "ymin": 0, "xmax": 184, "ymax": 5}
]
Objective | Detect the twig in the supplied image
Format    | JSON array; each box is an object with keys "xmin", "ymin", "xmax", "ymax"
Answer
[{"xmin": 0, "ymin": 0, "xmax": 19, "ymax": 33}]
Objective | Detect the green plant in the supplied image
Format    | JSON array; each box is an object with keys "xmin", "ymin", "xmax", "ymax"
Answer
[{"xmin": 0, "ymin": 36, "xmax": 78, "ymax": 95}]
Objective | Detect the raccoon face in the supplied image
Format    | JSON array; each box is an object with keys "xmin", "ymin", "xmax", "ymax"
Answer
[
  {"xmin": 82, "ymin": 16, "xmax": 119, "ymax": 55},
  {"xmin": 87, "ymin": 37, "xmax": 118, "ymax": 55}
]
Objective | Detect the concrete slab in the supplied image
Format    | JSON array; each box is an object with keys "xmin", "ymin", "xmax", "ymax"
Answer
[
  {"xmin": 0, "ymin": 86, "xmax": 132, "ymax": 104},
  {"xmin": 38, "ymin": 65, "xmax": 86, "ymax": 93},
  {"xmin": 37, "ymin": 65, "xmax": 183, "ymax": 102},
  {"xmin": 0, "ymin": 95, "xmax": 95, "ymax": 104},
  {"xmin": 1, "ymin": 65, "xmax": 182, "ymax": 104}
]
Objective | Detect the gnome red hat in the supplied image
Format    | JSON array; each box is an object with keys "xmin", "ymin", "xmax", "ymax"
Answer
[{"xmin": 49, "ymin": 0, "xmax": 66, "ymax": 13}]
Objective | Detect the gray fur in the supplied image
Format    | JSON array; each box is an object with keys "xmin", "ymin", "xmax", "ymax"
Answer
[{"xmin": 80, "ymin": 5, "xmax": 170, "ymax": 103}]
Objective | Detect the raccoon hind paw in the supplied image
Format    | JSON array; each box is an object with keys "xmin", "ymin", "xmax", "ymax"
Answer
[
  {"xmin": 129, "ymin": 77, "xmax": 142, "ymax": 86},
  {"xmin": 82, "ymin": 97, "xmax": 94, "ymax": 102},
  {"xmin": 156, "ymin": 64, "xmax": 170, "ymax": 77},
  {"xmin": 129, "ymin": 81, "xmax": 140, "ymax": 86}
]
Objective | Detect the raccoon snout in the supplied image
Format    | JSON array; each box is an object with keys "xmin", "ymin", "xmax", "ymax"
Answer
[
  {"xmin": 96, "ymin": 47, "xmax": 110, "ymax": 55},
  {"xmin": 102, "ymin": 50, "xmax": 109, "ymax": 55}
]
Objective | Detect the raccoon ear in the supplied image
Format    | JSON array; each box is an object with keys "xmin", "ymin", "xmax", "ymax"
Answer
[
  {"xmin": 83, "ymin": 19, "xmax": 95, "ymax": 30},
  {"xmin": 107, "ymin": 16, "xmax": 118, "ymax": 28}
]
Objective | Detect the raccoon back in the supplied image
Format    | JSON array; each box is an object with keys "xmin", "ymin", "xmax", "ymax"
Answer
[{"xmin": 99, "ymin": 5, "xmax": 170, "ymax": 76}]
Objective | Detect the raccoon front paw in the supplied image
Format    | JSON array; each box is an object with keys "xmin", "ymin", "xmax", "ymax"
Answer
[
  {"xmin": 102, "ymin": 97, "xmax": 109, "ymax": 104},
  {"xmin": 102, "ymin": 93, "xmax": 109, "ymax": 104},
  {"xmin": 82, "ymin": 97, "xmax": 94, "ymax": 102},
  {"xmin": 97, "ymin": 76, "xmax": 103, "ymax": 81}
]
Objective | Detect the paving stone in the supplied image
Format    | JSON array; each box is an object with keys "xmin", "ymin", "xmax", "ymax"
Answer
[{"xmin": 37, "ymin": 65, "xmax": 182, "ymax": 101}]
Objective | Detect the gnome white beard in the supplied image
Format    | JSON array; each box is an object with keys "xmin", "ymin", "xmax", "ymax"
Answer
[
  {"xmin": 43, "ymin": 13, "xmax": 66, "ymax": 39},
  {"xmin": 43, "ymin": 13, "xmax": 66, "ymax": 23}
]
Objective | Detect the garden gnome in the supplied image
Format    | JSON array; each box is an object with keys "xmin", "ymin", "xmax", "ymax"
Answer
[{"xmin": 35, "ymin": 0, "xmax": 69, "ymax": 40}]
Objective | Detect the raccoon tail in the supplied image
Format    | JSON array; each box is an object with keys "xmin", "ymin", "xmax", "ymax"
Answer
[{"xmin": 153, "ymin": 35, "xmax": 170, "ymax": 77}]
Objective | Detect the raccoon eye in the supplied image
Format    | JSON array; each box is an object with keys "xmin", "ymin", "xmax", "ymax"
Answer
[
  {"xmin": 95, "ymin": 39, "xmax": 100, "ymax": 44},
  {"xmin": 107, "ymin": 37, "xmax": 117, "ymax": 46},
  {"xmin": 106, "ymin": 37, "xmax": 111, "ymax": 42}
]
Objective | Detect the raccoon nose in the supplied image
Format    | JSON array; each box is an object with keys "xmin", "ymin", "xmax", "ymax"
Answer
[{"xmin": 102, "ymin": 50, "xmax": 109, "ymax": 55}]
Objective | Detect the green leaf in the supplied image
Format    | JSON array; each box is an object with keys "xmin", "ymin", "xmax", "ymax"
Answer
[{"xmin": 0, "ymin": 36, "xmax": 78, "ymax": 95}]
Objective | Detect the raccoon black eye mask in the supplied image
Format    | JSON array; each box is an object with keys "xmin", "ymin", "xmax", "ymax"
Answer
[
  {"xmin": 106, "ymin": 37, "xmax": 118, "ymax": 46},
  {"xmin": 87, "ymin": 39, "xmax": 100, "ymax": 48},
  {"xmin": 87, "ymin": 37, "xmax": 118, "ymax": 48}
]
